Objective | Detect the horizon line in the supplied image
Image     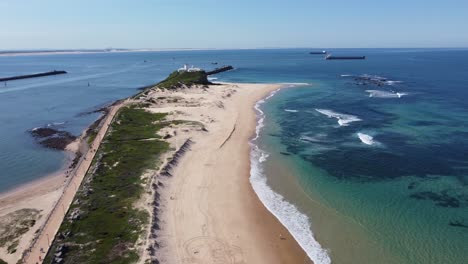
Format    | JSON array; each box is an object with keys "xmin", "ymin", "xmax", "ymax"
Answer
[{"xmin": 2, "ymin": 47, "xmax": 468, "ymax": 52}]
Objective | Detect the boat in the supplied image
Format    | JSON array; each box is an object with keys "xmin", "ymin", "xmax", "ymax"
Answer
[
  {"xmin": 309, "ymin": 50, "xmax": 327, "ymax": 55},
  {"xmin": 325, "ymin": 54, "xmax": 365, "ymax": 60}
]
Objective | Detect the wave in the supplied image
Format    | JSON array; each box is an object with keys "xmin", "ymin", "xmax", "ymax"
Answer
[
  {"xmin": 251, "ymin": 91, "xmax": 332, "ymax": 264},
  {"xmin": 252, "ymin": 89, "xmax": 280, "ymax": 141},
  {"xmin": 208, "ymin": 76, "xmax": 218, "ymax": 81},
  {"xmin": 280, "ymin": 82, "xmax": 310, "ymax": 86},
  {"xmin": 385, "ymin": 80, "xmax": 403, "ymax": 85},
  {"xmin": 365, "ymin": 90, "xmax": 407, "ymax": 98},
  {"xmin": 300, "ymin": 133, "xmax": 327, "ymax": 143},
  {"xmin": 315, "ymin": 109, "xmax": 361, "ymax": 126},
  {"xmin": 47, "ymin": 122, "xmax": 66, "ymax": 127},
  {"xmin": 357, "ymin": 132, "xmax": 378, "ymax": 146},
  {"xmin": 284, "ymin": 109, "xmax": 299, "ymax": 113}
]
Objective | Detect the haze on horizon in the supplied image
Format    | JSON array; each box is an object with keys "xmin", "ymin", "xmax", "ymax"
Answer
[{"xmin": 1, "ymin": 0, "xmax": 467, "ymax": 50}]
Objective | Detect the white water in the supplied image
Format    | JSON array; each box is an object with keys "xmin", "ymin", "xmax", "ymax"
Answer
[
  {"xmin": 357, "ymin": 132, "xmax": 378, "ymax": 146},
  {"xmin": 250, "ymin": 89, "xmax": 332, "ymax": 264},
  {"xmin": 366, "ymin": 90, "xmax": 407, "ymax": 98},
  {"xmin": 284, "ymin": 109, "xmax": 299, "ymax": 113},
  {"xmin": 315, "ymin": 108, "xmax": 361, "ymax": 126}
]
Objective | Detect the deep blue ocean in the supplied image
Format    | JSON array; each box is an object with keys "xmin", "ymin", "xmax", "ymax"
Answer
[{"xmin": 1, "ymin": 49, "xmax": 467, "ymax": 263}]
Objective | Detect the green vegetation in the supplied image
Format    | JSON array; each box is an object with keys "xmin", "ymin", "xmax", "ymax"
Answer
[
  {"xmin": 85, "ymin": 115, "xmax": 105, "ymax": 145},
  {"xmin": 45, "ymin": 106, "xmax": 170, "ymax": 264},
  {"xmin": 156, "ymin": 70, "xmax": 211, "ymax": 89},
  {"xmin": 0, "ymin": 258, "xmax": 7, "ymax": 264},
  {"xmin": 7, "ymin": 240, "xmax": 19, "ymax": 254},
  {"xmin": 86, "ymin": 131, "xmax": 97, "ymax": 145},
  {"xmin": 0, "ymin": 208, "xmax": 40, "ymax": 255}
]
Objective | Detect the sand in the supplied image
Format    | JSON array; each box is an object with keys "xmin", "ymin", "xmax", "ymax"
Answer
[
  {"xmin": 142, "ymin": 83, "xmax": 310, "ymax": 263},
  {"xmin": 0, "ymin": 170, "xmax": 65, "ymax": 263},
  {"xmin": 1, "ymin": 82, "xmax": 311, "ymax": 264}
]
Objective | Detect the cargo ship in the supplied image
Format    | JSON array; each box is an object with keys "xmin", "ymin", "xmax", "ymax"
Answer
[
  {"xmin": 325, "ymin": 54, "xmax": 365, "ymax": 60},
  {"xmin": 309, "ymin": 50, "xmax": 327, "ymax": 54}
]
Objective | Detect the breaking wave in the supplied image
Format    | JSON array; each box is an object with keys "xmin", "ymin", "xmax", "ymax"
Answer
[
  {"xmin": 366, "ymin": 90, "xmax": 407, "ymax": 98},
  {"xmin": 315, "ymin": 109, "xmax": 361, "ymax": 126},
  {"xmin": 357, "ymin": 132, "xmax": 379, "ymax": 146},
  {"xmin": 284, "ymin": 109, "xmax": 299, "ymax": 113},
  {"xmin": 250, "ymin": 89, "xmax": 332, "ymax": 264}
]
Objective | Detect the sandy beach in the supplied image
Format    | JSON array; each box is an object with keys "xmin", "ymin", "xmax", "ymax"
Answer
[
  {"xmin": 142, "ymin": 83, "xmax": 310, "ymax": 263},
  {"xmin": 0, "ymin": 136, "xmax": 85, "ymax": 263},
  {"xmin": 0, "ymin": 169, "xmax": 65, "ymax": 263}
]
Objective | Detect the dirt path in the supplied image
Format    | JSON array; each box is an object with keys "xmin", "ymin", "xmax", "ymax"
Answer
[{"xmin": 22, "ymin": 101, "xmax": 126, "ymax": 264}]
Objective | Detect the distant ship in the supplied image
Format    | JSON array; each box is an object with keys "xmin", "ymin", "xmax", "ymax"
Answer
[
  {"xmin": 325, "ymin": 54, "xmax": 366, "ymax": 60},
  {"xmin": 309, "ymin": 50, "xmax": 327, "ymax": 54}
]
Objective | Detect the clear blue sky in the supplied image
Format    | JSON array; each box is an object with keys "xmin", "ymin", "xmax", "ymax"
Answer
[{"xmin": 1, "ymin": 0, "xmax": 467, "ymax": 49}]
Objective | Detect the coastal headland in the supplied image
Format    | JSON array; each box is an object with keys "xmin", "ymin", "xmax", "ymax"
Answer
[{"xmin": 0, "ymin": 69, "xmax": 310, "ymax": 264}]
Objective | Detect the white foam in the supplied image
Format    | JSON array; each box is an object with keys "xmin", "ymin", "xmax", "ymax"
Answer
[
  {"xmin": 365, "ymin": 90, "xmax": 407, "ymax": 98},
  {"xmin": 47, "ymin": 122, "xmax": 66, "ymax": 127},
  {"xmin": 251, "ymin": 91, "xmax": 332, "ymax": 264},
  {"xmin": 385, "ymin": 80, "xmax": 403, "ymax": 85},
  {"xmin": 357, "ymin": 132, "xmax": 378, "ymax": 146},
  {"xmin": 284, "ymin": 109, "xmax": 299, "ymax": 113},
  {"xmin": 340, "ymin": 74, "xmax": 352, "ymax": 77},
  {"xmin": 208, "ymin": 76, "xmax": 218, "ymax": 81},
  {"xmin": 315, "ymin": 109, "xmax": 361, "ymax": 126},
  {"xmin": 280, "ymin": 82, "xmax": 310, "ymax": 86}
]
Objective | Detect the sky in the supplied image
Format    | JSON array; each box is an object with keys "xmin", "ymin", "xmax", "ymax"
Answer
[{"xmin": 1, "ymin": 0, "xmax": 467, "ymax": 50}]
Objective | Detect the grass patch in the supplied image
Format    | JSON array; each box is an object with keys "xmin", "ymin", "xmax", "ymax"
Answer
[
  {"xmin": 156, "ymin": 70, "xmax": 210, "ymax": 89},
  {"xmin": 85, "ymin": 114, "xmax": 106, "ymax": 145},
  {"xmin": 0, "ymin": 208, "xmax": 40, "ymax": 253},
  {"xmin": 45, "ymin": 106, "xmax": 169, "ymax": 264},
  {"xmin": 7, "ymin": 240, "xmax": 19, "ymax": 254}
]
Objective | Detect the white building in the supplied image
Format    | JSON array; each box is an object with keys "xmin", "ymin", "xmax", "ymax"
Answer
[{"xmin": 178, "ymin": 64, "xmax": 202, "ymax": 72}]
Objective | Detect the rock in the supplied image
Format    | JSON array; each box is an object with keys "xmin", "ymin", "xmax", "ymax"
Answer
[{"xmin": 29, "ymin": 127, "xmax": 76, "ymax": 150}]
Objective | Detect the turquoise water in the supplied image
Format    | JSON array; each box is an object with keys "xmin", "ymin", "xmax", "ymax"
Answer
[
  {"xmin": 252, "ymin": 50, "xmax": 468, "ymax": 263},
  {"xmin": 1, "ymin": 49, "xmax": 467, "ymax": 263}
]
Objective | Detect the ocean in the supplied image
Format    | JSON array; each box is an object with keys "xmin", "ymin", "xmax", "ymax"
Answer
[{"xmin": 1, "ymin": 49, "xmax": 467, "ymax": 263}]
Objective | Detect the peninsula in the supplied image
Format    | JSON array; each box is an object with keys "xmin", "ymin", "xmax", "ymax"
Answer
[{"xmin": 1, "ymin": 68, "xmax": 309, "ymax": 264}]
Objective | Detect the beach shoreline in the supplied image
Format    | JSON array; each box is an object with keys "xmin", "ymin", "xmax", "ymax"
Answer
[
  {"xmin": 0, "ymin": 141, "xmax": 79, "ymax": 263},
  {"xmin": 145, "ymin": 82, "xmax": 311, "ymax": 263}
]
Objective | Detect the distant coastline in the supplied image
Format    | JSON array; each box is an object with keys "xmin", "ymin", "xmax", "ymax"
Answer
[{"xmin": 0, "ymin": 48, "xmax": 216, "ymax": 57}]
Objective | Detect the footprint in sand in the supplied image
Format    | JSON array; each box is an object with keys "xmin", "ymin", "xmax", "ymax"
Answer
[{"xmin": 182, "ymin": 236, "xmax": 244, "ymax": 264}]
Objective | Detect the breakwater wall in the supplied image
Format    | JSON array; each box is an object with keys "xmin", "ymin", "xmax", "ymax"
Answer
[
  {"xmin": 206, "ymin": 66, "xmax": 234, "ymax": 75},
  {"xmin": 0, "ymin": 70, "xmax": 67, "ymax": 82},
  {"xmin": 325, "ymin": 56, "xmax": 366, "ymax": 60}
]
